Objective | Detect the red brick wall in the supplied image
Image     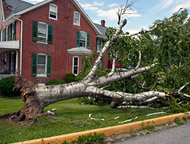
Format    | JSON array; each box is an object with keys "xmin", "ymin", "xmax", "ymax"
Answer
[{"xmin": 20, "ymin": 0, "xmax": 97, "ymax": 83}]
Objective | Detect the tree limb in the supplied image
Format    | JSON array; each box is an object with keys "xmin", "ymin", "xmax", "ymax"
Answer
[
  {"xmin": 84, "ymin": 19, "xmax": 127, "ymax": 82},
  {"xmin": 90, "ymin": 63, "xmax": 157, "ymax": 86},
  {"xmin": 108, "ymin": 57, "xmax": 116, "ymax": 76},
  {"xmin": 85, "ymin": 86, "xmax": 166, "ymax": 102},
  {"xmin": 135, "ymin": 47, "xmax": 142, "ymax": 70}
]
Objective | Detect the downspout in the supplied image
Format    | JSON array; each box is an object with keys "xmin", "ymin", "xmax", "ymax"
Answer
[{"xmin": 15, "ymin": 18, "xmax": 23, "ymax": 75}]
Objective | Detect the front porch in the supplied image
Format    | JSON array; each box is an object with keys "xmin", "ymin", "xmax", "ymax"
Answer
[{"xmin": 0, "ymin": 40, "xmax": 19, "ymax": 78}]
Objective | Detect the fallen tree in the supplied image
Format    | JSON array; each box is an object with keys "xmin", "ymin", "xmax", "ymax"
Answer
[{"xmin": 1, "ymin": 4, "xmax": 190, "ymax": 123}]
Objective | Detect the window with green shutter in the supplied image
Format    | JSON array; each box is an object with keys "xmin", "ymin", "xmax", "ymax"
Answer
[
  {"xmin": 31, "ymin": 54, "xmax": 37, "ymax": 76},
  {"xmin": 47, "ymin": 55, "xmax": 52, "ymax": 76},
  {"xmin": 76, "ymin": 31, "xmax": 90, "ymax": 48},
  {"xmin": 32, "ymin": 21, "xmax": 38, "ymax": 42},
  {"xmin": 31, "ymin": 54, "xmax": 52, "ymax": 77},
  {"xmin": 48, "ymin": 25, "xmax": 53, "ymax": 44},
  {"xmin": 33, "ymin": 21, "xmax": 53, "ymax": 44}
]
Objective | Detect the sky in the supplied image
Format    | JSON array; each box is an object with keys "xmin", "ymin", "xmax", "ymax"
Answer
[{"xmin": 23, "ymin": 0, "xmax": 190, "ymax": 34}]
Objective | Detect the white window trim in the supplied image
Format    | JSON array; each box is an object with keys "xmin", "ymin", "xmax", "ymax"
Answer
[
  {"xmin": 49, "ymin": 4, "xmax": 58, "ymax": 20},
  {"xmin": 72, "ymin": 56, "xmax": 79, "ymax": 75},
  {"xmin": 37, "ymin": 22, "xmax": 48, "ymax": 44},
  {"xmin": 79, "ymin": 31, "xmax": 87, "ymax": 48},
  {"xmin": 36, "ymin": 53, "xmax": 47, "ymax": 77},
  {"xmin": 73, "ymin": 11, "xmax": 80, "ymax": 26}
]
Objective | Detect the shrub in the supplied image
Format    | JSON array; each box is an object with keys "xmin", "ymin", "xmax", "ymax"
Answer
[
  {"xmin": 46, "ymin": 79, "xmax": 65, "ymax": 85},
  {"xmin": 77, "ymin": 133, "xmax": 105, "ymax": 144},
  {"xmin": 65, "ymin": 73, "xmax": 76, "ymax": 83},
  {"xmin": 70, "ymin": 133, "xmax": 105, "ymax": 144},
  {"xmin": 0, "ymin": 76, "xmax": 20, "ymax": 97}
]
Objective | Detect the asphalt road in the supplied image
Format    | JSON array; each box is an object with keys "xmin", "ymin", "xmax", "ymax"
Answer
[{"xmin": 115, "ymin": 122, "xmax": 190, "ymax": 144}]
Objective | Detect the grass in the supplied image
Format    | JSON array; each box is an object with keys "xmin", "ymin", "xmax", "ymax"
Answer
[{"xmin": 0, "ymin": 98, "xmax": 172, "ymax": 143}]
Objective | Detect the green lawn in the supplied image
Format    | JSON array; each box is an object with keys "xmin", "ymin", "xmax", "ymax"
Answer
[{"xmin": 0, "ymin": 98, "xmax": 172, "ymax": 143}]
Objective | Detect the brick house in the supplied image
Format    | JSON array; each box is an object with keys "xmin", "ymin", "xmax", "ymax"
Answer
[{"xmin": 0, "ymin": 0, "xmax": 108, "ymax": 84}]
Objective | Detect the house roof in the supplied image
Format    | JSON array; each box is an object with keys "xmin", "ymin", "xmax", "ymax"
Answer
[
  {"xmin": 94, "ymin": 23, "xmax": 107, "ymax": 39},
  {"xmin": 3, "ymin": 0, "xmax": 101, "ymax": 35},
  {"xmin": 2, "ymin": 0, "xmax": 33, "ymax": 19}
]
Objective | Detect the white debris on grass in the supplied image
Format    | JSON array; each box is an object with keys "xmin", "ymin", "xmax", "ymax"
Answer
[
  {"xmin": 114, "ymin": 116, "xmax": 120, "ymax": 120},
  {"xmin": 146, "ymin": 112, "xmax": 166, "ymax": 116},
  {"xmin": 51, "ymin": 108, "xmax": 57, "ymax": 111},
  {"xmin": 45, "ymin": 110, "xmax": 55, "ymax": 115},
  {"xmin": 118, "ymin": 116, "xmax": 138, "ymax": 124},
  {"xmin": 89, "ymin": 113, "xmax": 105, "ymax": 121}
]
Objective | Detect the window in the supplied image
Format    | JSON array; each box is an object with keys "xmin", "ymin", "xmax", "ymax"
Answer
[
  {"xmin": 76, "ymin": 31, "xmax": 90, "ymax": 49},
  {"xmin": 97, "ymin": 38, "xmax": 103, "ymax": 52},
  {"xmin": 38, "ymin": 22, "xmax": 48, "ymax": 43},
  {"xmin": 73, "ymin": 11, "xmax": 80, "ymax": 26},
  {"xmin": 79, "ymin": 31, "xmax": 86, "ymax": 47},
  {"xmin": 37, "ymin": 54, "xmax": 46, "ymax": 76},
  {"xmin": 72, "ymin": 56, "xmax": 79, "ymax": 75},
  {"xmin": 32, "ymin": 54, "xmax": 52, "ymax": 77},
  {"xmin": 32, "ymin": 21, "xmax": 53, "ymax": 44},
  {"xmin": 49, "ymin": 4, "xmax": 58, "ymax": 20}
]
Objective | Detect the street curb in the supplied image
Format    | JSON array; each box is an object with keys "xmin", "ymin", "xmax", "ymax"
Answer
[{"xmin": 13, "ymin": 112, "xmax": 190, "ymax": 144}]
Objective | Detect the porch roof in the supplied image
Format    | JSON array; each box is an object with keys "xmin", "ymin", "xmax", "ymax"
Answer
[
  {"xmin": 67, "ymin": 47, "xmax": 92, "ymax": 55},
  {"xmin": 0, "ymin": 41, "xmax": 19, "ymax": 53}
]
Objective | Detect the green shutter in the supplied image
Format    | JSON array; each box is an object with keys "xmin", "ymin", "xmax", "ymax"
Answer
[
  {"xmin": 4, "ymin": 29, "xmax": 6, "ymax": 41},
  {"xmin": 31, "ymin": 54, "xmax": 37, "ymax": 76},
  {"xmin": 76, "ymin": 31, "xmax": 80, "ymax": 47},
  {"xmin": 10, "ymin": 24, "xmax": 12, "ymax": 40},
  {"xmin": 101, "ymin": 60, "xmax": 104, "ymax": 69},
  {"xmin": 13, "ymin": 22, "xmax": 16, "ymax": 40},
  {"xmin": 32, "ymin": 21, "xmax": 38, "ymax": 42},
  {"xmin": 48, "ymin": 25, "xmax": 53, "ymax": 44},
  {"xmin": 47, "ymin": 55, "xmax": 52, "ymax": 76},
  {"xmin": 7, "ymin": 27, "xmax": 9, "ymax": 41},
  {"xmin": 87, "ymin": 33, "xmax": 90, "ymax": 49}
]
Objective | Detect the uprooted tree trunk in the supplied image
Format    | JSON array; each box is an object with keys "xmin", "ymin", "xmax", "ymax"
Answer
[{"xmin": 0, "ymin": 19, "xmax": 171, "ymax": 123}]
